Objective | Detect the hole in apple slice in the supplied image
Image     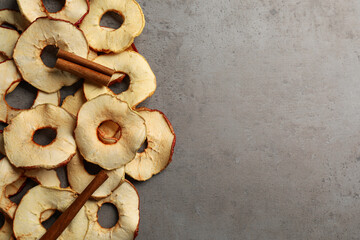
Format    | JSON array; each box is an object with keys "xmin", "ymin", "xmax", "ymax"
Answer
[
  {"xmin": 5, "ymin": 81, "xmax": 38, "ymax": 110},
  {"xmin": 42, "ymin": 0, "xmax": 66, "ymax": 13},
  {"xmin": 33, "ymin": 127, "xmax": 57, "ymax": 146},
  {"xmin": 97, "ymin": 203, "xmax": 119, "ymax": 228},
  {"xmin": 100, "ymin": 11, "xmax": 124, "ymax": 30},
  {"xmin": 41, "ymin": 45, "xmax": 59, "ymax": 68}
]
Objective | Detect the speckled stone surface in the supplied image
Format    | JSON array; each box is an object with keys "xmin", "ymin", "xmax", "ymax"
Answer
[{"xmin": 3, "ymin": 0, "xmax": 360, "ymax": 239}]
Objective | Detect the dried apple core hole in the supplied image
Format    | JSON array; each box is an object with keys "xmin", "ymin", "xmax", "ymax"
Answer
[
  {"xmin": 109, "ymin": 75, "xmax": 130, "ymax": 95},
  {"xmin": 42, "ymin": 0, "xmax": 66, "ymax": 13},
  {"xmin": 5, "ymin": 81, "xmax": 37, "ymax": 109},
  {"xmin": 100, "ymin": 11, "xmax": 124, "ymax": 30},
  {"xmin": 41, "ymin": 210, "xmax": 62, "ymax": 230},
  {"xmin": 97, "ymin": 120, "xmax": 121, "ymax": 144},
  {"xmin": 137, "ymin": 138, "xmax": 148, "ymax": 153},
  {"xmin": 33, "ymin": 128, "xmax": 57, "ymax": 146},
  {"xmin": 0, "ymin": 212, "xmax": 4, "ymax": 229},
  {"xmin": 83, "ymin": 159, "xmax": 103, "ymax": 175},
  {"xmin": 9, "ymin": 178, "xmax": 38, "ymax": 204},
  {"xmin": 41, "ymin": 45, "xmax": 59, "ymax": 68},
  {"xmin": 97, "ymin": 203, "xmax": 119, "ymax": 228}
]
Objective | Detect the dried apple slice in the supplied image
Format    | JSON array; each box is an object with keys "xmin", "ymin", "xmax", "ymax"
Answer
[
  {"xmin": 4, "ymin": 104, "xmax": 76, "ymax": 169},
  {"xmin": 17, "ymin": 0, "xmax": 89, "ymax": 24},
  {"xmin": 83, "ymin": 51, "xmax": 156, "ymax": 108},
  {"xmin": 0, "ymin": 213, "xmax": 13, "ymax": 240},
  {"xmin": 61, "ymin": 88, "xmax": 86, "ymax": 117},
  {"xmin": 24, "ymin": 169, "xmax": 61, "ymax": 188},
  {"xmin": 67, "ymin": 153, "xmax": 124, "ymax": 199},
  {"xmin": 0, "ymin": 27, "xmax": 19, "ymax": 61},
  {"xmin": 13, "ymin": 17, "xmax": 89, "ymax": 93},
  {"xmin": 0, "ymin": 157, "xmax": 23, "ymax": 219},
  {"xmin": 125, "ymin": 108, "xmax": 176, "ymax": 181},
  {"xmin": 80, "ymin": 0, "xmax": 144, "ymax": 53},
  {"xmin": 13, "ymin": 186, "xmax": 89, "ymax": 240},
  {"xmin": 75, "ymin": 94, "xmax": 146, "ymax": 170},
  {"xmin": 0, "ymin": 9, "xmax": 29, "ymax": 32},
  {"xmin": 84, "ymin": 180, "xmax": 139, "ymax": 239}
]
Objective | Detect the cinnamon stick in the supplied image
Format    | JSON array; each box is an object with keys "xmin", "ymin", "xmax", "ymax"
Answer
[
  {"xmin": 40, "ymin": 170, "xmax": 108, "ymax": 240},
  {"xmin": 57, "ymin": 49, "xmax": 115, "ymax": 76},
  {"xmin": 55, "ymin": 58, "xmax": 111, "ymax": 86}
]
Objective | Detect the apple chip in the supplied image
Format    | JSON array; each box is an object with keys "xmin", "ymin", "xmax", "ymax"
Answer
[
  {"xmin": 84, "ymin": 180, "xmax": 139, "ymax": 239},
  {"xmin": 0, "ymin": 213, "xmax": 13, "ymax": 240},
  {"xmin": 13, "ymin": 18, "xmax": 89, "ymax": 93},
  {"xmin": 125, "ymin": 108, "xmax": 176, "ymax": 181},
  {"xmin": 13, "ymin": 186, "xmax": 89, "ymax": 240},
  {"xmin": 17, "ymin": 0, "xmax": 89, "ymax": 24},
  {"xmin": 61, "ymin": 88, "xmax": 86, "ymax": 117},
  {"xmin": 75, "ymin": 94, "xmax": 146, "ymax": 170},
  {"xmin": 80, "ymin": 0, "xmax": 144, "ymax": 53},
  {"xmin": 4, "ymin": 104, "xmax": 76, "ymax": 169},
  {"xmin": 0, "ymin": 9, "xmax": 29, "ymax": 32},
  {"xmin": 83, "ymin": 51, "xmax": 156, "ymax": 108},
  {"xmin": 0, "ymin": 27, "xmax": 19, "ymax": 62}
]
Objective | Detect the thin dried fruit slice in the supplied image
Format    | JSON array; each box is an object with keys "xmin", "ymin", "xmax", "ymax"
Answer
[
  {"xmin": 13, "ymin": 17, "xmax": 89, "ymax": 93},
  {"xmin": 0, "ymin": 9, "xmax": 29, "ymax": 32},
  {"xmin": 5, "ymin": 176, "xmax": 26, "ymax": 197},
  {"xmin": 83, "ymin": 51, "xmax": 156, "ymax": 108},
  {"xmin": 4, "ymin": 104, "xmax": 76, "ymax": 169},
  {"xmin": 13, "ymin": 186, "xmax": 89, "ymax": 240},
  {"xmin": 61, "ymin": 88, "xmax": 86, "ymax": 117},
  {"xmin": 0, "ymin": 213, "xmax": 13, "ymax": 240},
  {"xmin": 67, "ymin": 153, "xmax": 124, "ymax": 199},
  {"xmin": 17, "ymin": 0, "xmax": 89, "ymax": 24},
  {"xmin": 0, "ymin": 27, "xmax": 19, "ymax": 61},
  {"xmin": 80, "ymin": 0, "xmax": 144, "ymax": 53},
  {"xmin": 33, "ymin": 91, "xmax": 60, "ymax": 108},
  {"xmin": 125, "ymin": 108, "xmax": 176, "ymax": 181},
  {"xmin": 0, "ymin": 157, "xmax": 23, "ymax": 219},
  {"xmin": 84, "ymin": 180, "xmax": 139, "ymax": 239},
  {"xmin": 75, "ymin": 94, "xmax": 146, "ymax": 170}
]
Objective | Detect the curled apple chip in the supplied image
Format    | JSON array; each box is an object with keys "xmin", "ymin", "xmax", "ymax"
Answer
[
  {"xmin": 84, "ymin": 180, "xmax": 139, "ymax": 239},
  {"xmin": 13, "ymin": 186, "xmax": 89, "ymax": 240},
  {"xmin": 0, "ymin": 9, "xmax": 29, "ymax": 32},
  {"xmin": 0, "ymin": 213, "xmax": 13, "ymax": 240},
  {"xmin": 67, "ymin": 153, "xmax": 124, "ymax": 199},
  {"xmin": 4, "ymin": 104, "xmax": 76, "ymax": 169},
  {"xmin": 0, "ymin": 157, "xmax": 23, "ymax": 219},
  {"xmin": 83, "ymin": 51, "xmax": 156, "ymax": 108},
  {"xmin": 75, "ymin": 94, "xmax": 146, "ymax": 170},
  {"xmin": 80, "ymin": 0, "xmax": 144, "ymax": 53},
  {"xmin": 13, "ymin": 18, "xmax": 89, "ymax": 93},
  {"xmin": 17, "ymin": 0, "xmax": 89, "ymax": 24},
  {"xmin": 125, "ymin": 108, "xmax": 176, "ymax": 181}
]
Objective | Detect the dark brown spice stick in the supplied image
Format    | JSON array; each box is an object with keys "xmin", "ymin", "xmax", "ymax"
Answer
[
  {"xmin": 56, "ymin": 58, "xmax": 112, "ymax": 86},
  {"xmin": 57, "ymin": 49, "xmax": 115, "ymax": 76},
  {"xmin": 39, "ymin": 170, "xmax": 108, "ymax": 240}
]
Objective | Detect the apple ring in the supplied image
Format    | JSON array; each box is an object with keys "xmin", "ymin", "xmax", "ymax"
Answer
[
  {"xmin": 125, "ymin": 108, "xmax": 176, "ymax": 181},
  {"xmin": 67, "ymin": 153, "xmax": 124, "ymax": 199},
  {"xmin": 13, "ymin": 17, "xmax": 89, "ymax": 93},
  {"xmin": 84, "ymin": 180, "xmax": 139, "ymax": 239},
  {"xmin": 83, "ymin": 51, "xmax": 156, "ymax": 109},
  {"xmin": 17, "ymin": 0, "xmax": 89, "ymax": 24},
  {"xmin": 13, "ymin": 186, "xmax": 89, "ymax": 240},
  {"xmin": 0, "ymin": 60, "xmax": 60, "ymax": 123},
  {"xmin": 75, "ymin": 94, "xmax": 146, "ymax": 170},
  {"xmin": 4, "ymin": 104, "xmax": 76, "ymax": 169},
  {"xmin": 80, "ymin": 0, "xmax": 144, "ymax": 53}
]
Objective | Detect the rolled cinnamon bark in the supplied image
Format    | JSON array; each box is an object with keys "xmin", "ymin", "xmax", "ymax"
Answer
[
  {"xmin": 39, "ymin": 170, "xmax": 109, "ymax": 240},
  {"xmin": 55, "ymin": 58, "xmax": 111, "ymax": 86},
  {"xmin": 57, "ymin": 49, "xmax": 115, "ymax": 76}
]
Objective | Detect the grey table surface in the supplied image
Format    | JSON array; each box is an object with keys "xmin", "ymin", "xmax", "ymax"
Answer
[{"xmin": 3, "ymin": 0, "xmax": 360, "ymax": 239}]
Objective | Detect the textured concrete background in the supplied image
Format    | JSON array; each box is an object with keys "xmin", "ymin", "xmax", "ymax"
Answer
[{"xmin": 3, "ymin": 0, "xmax": 360, "ymax": 239}]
